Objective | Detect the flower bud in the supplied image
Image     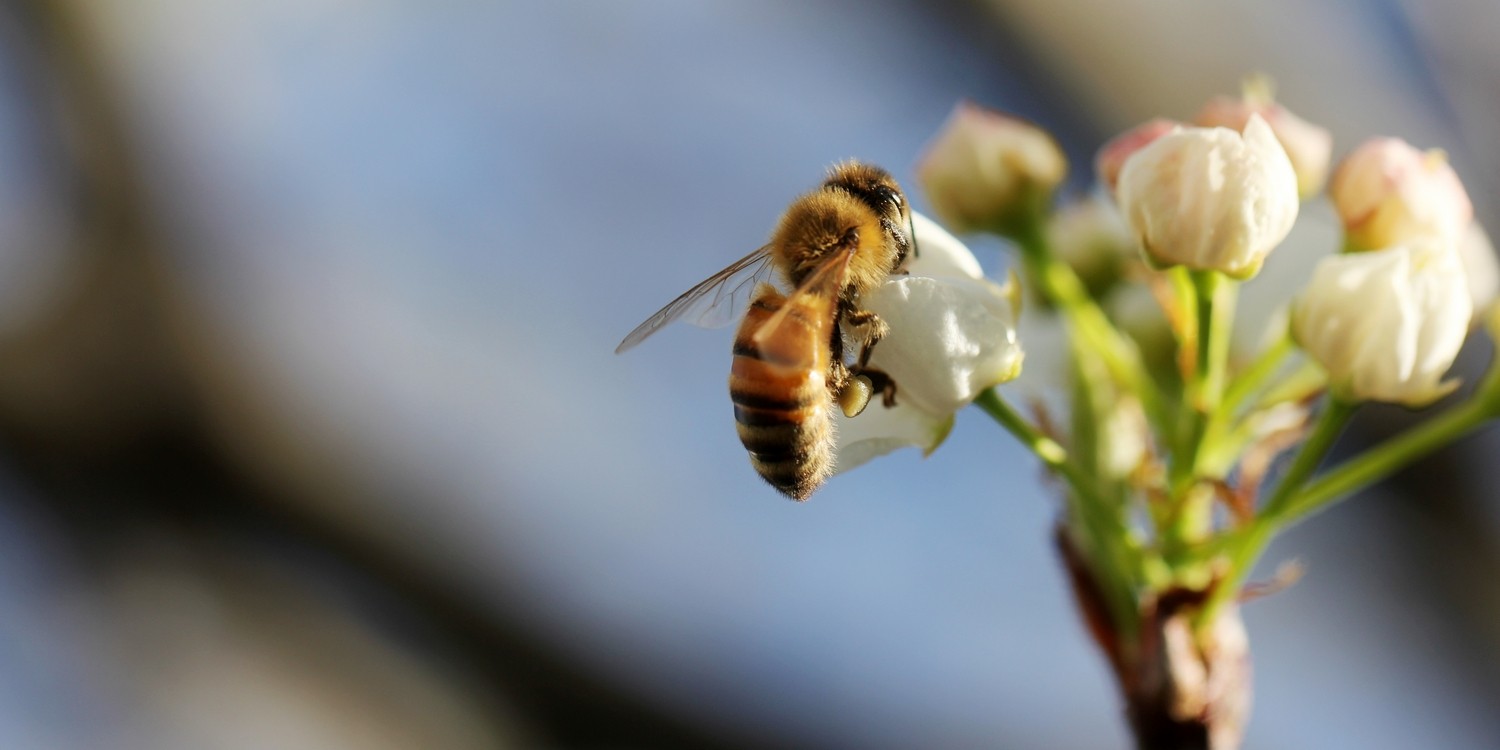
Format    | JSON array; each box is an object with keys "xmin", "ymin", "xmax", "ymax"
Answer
[
  {"xmin": 1329, "ymin": 138, "xmax": 1473, "ymax": 253},
  {"xmin": 1095, "ymin": 118, "xmax": 1179, "ymax": 194},
  {"xmin": 1194, "ymin": 89, "xmax": 1331, "ymax": 199},
  {"xmin": 1291, "ymin": 245, "xmax": 1472, "ymax": 407},
  {"xmin": 917, "ymin": 101, "xmax": 1067, "ymax": 234},
  {"xmin": 1115, "ymin": 115, "xmax": 1300, "ymax": 279},
  {"xmin": 1046, "ymin": 192, "xmax": 1136, "ymax": 296}
]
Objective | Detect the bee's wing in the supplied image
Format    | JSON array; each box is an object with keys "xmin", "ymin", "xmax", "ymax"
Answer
[
  {"xmin": 615, "ymin": 245, "xmax": 777, "ymax": 354},
  {"xmin": 749, "ymin": 247, "xmax": 853, "ymax": 358}
]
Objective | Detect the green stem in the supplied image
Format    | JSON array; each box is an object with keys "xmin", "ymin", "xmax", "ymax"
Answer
[
  {"xmin": 1183, "ymin": 272, "xmax": 1235, "ymax": 464},
  {"xmin": 1068, "ymin": 335, "xmax": 1105, "ymax": 485},
  {"xmin": 1263, "ymin": 398, "xmax": 1357, "ymax": 517},
  {"xmin": 1280, "ymin": 398, "xmax": 1495, "ymax": 524},
  {"xmin": 1221, "ymin": 330, "xmax": 1293, "ymax": 419},
  {"xmin": 1196, "ymin": 397, "xmax": 1356, "ymax": 629},
  {"xmin": 1197, "ymin": 346, "xmax": 1500, "ymax": 628},
  {"xmin": 974, "ymin": 387, "xmax": 1140, "ymax": 633},
  {"xmin": 1196, "ymin": 330, "xmax": 1295, "ymax": 479},
  {"xmin": 1168, "ymin": 267, "xmax": 1198, "ymax": 478},
  {"xmin": 1011, "ymin": 221, "xmax": 1169, "ymax": 435},
  {"xmin": 1166, "ymin": 273, "xmax": 1234, "ymax": 549},
  {"xmin": 1255, "ymin": 360, "xmax": 1326, "ymax": 410},
  {"xmin": 1194, "ymin": 270, "xmax": 1234, "ymax": 413},
  {"xmin": 973, "ymin": 387, "xmax": 1068, "ymax": 470}
]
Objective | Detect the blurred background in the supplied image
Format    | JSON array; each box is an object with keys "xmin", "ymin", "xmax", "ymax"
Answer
[{"xmin": 0, "ymin": 0, "xmax": 1498, "ymax": 747}]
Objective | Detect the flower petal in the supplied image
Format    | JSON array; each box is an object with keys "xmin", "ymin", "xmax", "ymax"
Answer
[
  {"xmin": 906, "ymin": 212, "xmax": 984, "ymax": 279},
  {"xmin": 1194, "ymin": 89, "xmax": 1332, "ymax": 199},
  {"xmin": 1292, "ymin": 244, "xmax": 1471, "ymax": 407},
  {"xmin": 1459, "ymin": 221, "xmax": 1499, "ymax": 316},
  {"xmin": 828, "ymin": 214, "xmax": 1024, "ymax": 473},
  {"xmin": 831, "ymin": 402, "xmax": 954, "ymax": 474},
  {"xmin": 861, "ymin": 274, "xmax": 1024, "ymax": 415}
]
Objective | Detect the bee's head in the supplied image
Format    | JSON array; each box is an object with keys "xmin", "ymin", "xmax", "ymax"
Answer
[
  {"xmin": 823, "ymin": 160, "xmax": 913, "ymax": 271},
  {"xmin": 824, "ymin": 161, "xmax": 908, "ymax": 224}
]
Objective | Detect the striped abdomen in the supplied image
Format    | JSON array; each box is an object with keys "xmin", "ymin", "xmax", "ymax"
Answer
[{"xmin": 729, "ymin": 285, "xmax": 836, "ymax": 501}]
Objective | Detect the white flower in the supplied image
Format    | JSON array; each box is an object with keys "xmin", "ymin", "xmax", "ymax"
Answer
[
  {"xmin": 917, "ymin": 101, "xmax": 1068, "ymax": 234},
  {"xmin": 1115, "ymin": 115, "xmax": 1300, "ymax": 279},
  {"xmin": 1291, "ymin": 245, "xmax": 1472, "ymax": 407},
  {"xmin": 1329, "ymin": 138, "xmax": 1473, "ymax": 253},
  {"xmin": 833, "ymin": 213, "xmax": 1024, "ymax": 472}
]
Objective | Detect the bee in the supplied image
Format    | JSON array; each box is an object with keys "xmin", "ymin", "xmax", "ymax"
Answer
[{"xmin": 616, "ymin": 161, "xmax": 914, "ymax": 500}]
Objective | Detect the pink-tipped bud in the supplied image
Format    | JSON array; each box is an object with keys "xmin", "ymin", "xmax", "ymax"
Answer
[
  {"xmin": 1194, "ymin": 89, "xmax": 1331, "ymax": 199},
  {"xmin": 917, "ymin": 101, "xmax": 1067, "ymax": 234},
  {"xmin": 1329, "ymin": 137, "xmax": 1473, "ymax": 254},
  {"xmin": 1095, "ymin": 118, "xmax": 1180, "ymax": 194}
]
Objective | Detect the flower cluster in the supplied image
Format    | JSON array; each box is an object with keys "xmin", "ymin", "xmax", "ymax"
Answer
[
  {"xmin": 632, "ymin": 70, "xmax": 1500, "ymax": 750},
  {"xmin": 838, "ymin": 78, "xmax": 1495, "ymax": 469},
  {"xmin": 826, "ymin": 76, "xmax": 1500, "ymax": 749},
  {"xmin": 1297, "ymin": 138, "xmax": 1479, "ymax": 406}
]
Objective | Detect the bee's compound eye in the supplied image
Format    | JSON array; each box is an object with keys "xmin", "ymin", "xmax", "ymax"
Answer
[{"xmin": 874, "ymin": 186, "xmax": 903, "ymax": 211}]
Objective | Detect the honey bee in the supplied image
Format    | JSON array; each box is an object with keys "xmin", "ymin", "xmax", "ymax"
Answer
[{"xmin": 616, "ymin": 162, "xmax": 914, "ymax": 500}]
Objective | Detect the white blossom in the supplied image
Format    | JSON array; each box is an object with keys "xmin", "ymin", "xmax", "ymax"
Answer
[
  {"xmin": 833, "ymin": 213, "xmax": 1024, "ymax": 472},
  {"xmin": 1115, "ymin": 115, "xmax": 1300, "ymax": 279},
  {"xmin": 1292, "ymin": 245, "xmax": 1472, "ymax": 407}
]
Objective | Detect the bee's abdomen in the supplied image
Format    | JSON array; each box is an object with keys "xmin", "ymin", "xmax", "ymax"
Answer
[{"xmin": 729, "ymin": 287, "xmax": 834, "ymax": 501}]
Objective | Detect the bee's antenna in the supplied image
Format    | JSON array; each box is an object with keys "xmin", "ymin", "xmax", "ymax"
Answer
[{"xmin": 909, "ymin": 213, "xmax": 920, "ymax": 258}]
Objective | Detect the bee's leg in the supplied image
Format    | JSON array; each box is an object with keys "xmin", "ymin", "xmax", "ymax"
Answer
[
  {"xmin": 829, "ymin": 313, "xmax": 850, "ymax": 379},
  {"xmin": 839, "ymin": 308, "xmax": 898, "ymax": 408},
  {"xmin": 829, "ymin": 316, "xmax": 846, "ymax": 365},
  {"xmin": 828, "ymin": 359, "xmax": 850, "ymax": 397},
  {"xmin": 843, "ymin": 309, "xmax": 889, "ymax": 370},
  {"xmin": 826, "ymin": 316, "xmax": 855, "ymax": 411}
]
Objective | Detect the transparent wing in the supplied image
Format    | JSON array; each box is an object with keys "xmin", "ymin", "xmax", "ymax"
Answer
[
  {"xmin": 615, "ymin": 245, "xmax": 776, "ymax": 354},
  {"xmin": 749, "ymin": 247, "xmax": 853, "ymax": 359}
]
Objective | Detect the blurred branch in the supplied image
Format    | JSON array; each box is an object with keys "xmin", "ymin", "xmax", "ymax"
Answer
[{"xmin": 0, "ymin": 1, "xmax": 751, "ymax": 746}]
